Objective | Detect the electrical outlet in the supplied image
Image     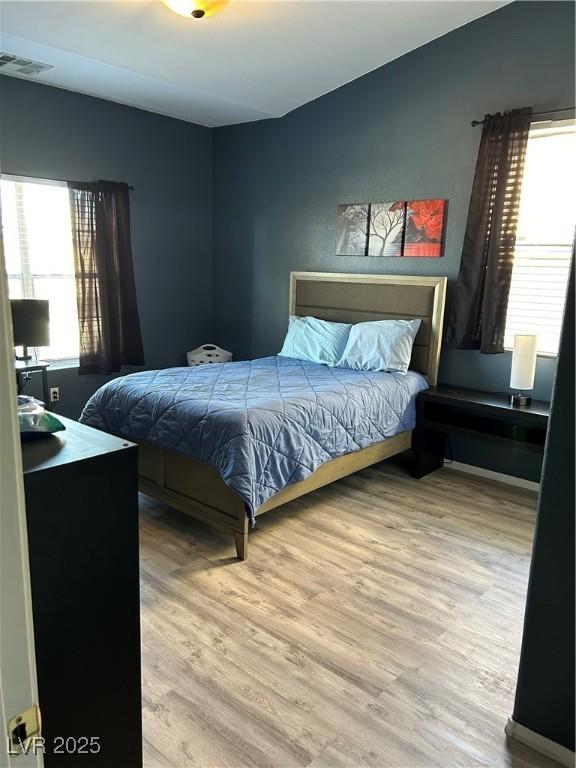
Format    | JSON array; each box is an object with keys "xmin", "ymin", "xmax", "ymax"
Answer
[{"xmin": 49, "ymin": 387, "xmax": 60, "ymax": 403}]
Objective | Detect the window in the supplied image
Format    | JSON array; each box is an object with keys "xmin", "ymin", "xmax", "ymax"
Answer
[
  {"xmin": 504, "ymin": 119, "xmax": 575, "ymax": 356},
  {"xmin": 0, "ymin": 178, "xmax": 79, "ymax": 362}
]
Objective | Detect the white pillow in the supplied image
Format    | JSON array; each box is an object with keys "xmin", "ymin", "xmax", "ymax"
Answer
[
  {"xmin": 336, "ymin": 319, "xmax": 421, "ymax": 373},
  {"xmin": 279, "ymin": 316, "xmax": 351, "ymax": 366}
]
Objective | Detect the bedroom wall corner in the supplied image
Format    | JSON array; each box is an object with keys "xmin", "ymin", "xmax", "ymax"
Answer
[
  {"xmin": 0, "ymin": 76, "xmax": 214, "ymax": 418},
  {"xmin": 211, "ymin": 0, "xmax": 574, "ymax": 480},
  {"xmin": 212, "ymin": 0, "xmax": 574, "ymax": 384}
]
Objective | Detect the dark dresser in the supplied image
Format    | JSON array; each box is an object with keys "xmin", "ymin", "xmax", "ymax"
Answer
[{"xmin": 22, "ymin": 416, "xmax": 142, "ymax": 767}]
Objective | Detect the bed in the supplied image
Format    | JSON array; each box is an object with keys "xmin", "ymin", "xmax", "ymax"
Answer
[{"xmin": 80, "ymin": 272, "xmax": 446, "ymax": 559}]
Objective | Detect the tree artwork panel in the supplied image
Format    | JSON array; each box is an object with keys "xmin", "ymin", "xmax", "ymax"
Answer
[
  {"xmin": 336, "ymin": 199, "xmax": 446, "ymax": 258},
  {"xmin": 367, "ymin": 202, "xmax": 405, "ymax": 257},
  {"xmin": 336, "ymin": 204, "xmax": 370, "ymax": 256}
]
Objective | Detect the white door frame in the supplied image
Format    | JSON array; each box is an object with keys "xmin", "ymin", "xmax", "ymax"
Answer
[{"xmin": 0, "ymin": 199, "xmax": 43, "ymax": 767}]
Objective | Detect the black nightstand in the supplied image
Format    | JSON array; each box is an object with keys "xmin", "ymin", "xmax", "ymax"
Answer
[{"xmin": 413, "ymin": 385, "xmax": 550, "ymax": 479}]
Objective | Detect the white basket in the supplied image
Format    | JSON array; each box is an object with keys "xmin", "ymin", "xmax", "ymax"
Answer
[{"xmin": 187, "ymin": 344, "xmax": 233, "ymax": 366}]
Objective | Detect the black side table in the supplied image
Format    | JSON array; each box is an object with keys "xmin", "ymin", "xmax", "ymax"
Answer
[
  {"xmin": 413, "ymin": 385, "xmax": 550, "ymax": 479},
  {"xmin": 15, "ymin": 359, "xmax": 50, "ymax": 405}
]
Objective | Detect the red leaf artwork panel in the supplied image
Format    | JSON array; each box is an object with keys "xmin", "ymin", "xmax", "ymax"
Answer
[{"xmin": 403, "ymin": 199, "xmax": 447, "ymax": 258}]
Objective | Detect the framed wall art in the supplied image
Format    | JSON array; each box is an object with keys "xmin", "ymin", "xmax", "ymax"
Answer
[{"xmin": 336, "ymin": 198, "xmax": 446, "ymax": 258}]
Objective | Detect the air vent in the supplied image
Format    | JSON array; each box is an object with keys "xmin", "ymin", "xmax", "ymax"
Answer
[{"xmin": 0, "ymin": 52, "xmax": 54, "ymax": 76}]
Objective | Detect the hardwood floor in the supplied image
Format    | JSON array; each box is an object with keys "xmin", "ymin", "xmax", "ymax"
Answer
[{"xmin": 139, "ymin": 462, "xmax": 558, "ymax": 768}]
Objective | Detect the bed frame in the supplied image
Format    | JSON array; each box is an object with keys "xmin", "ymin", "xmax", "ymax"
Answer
[{"xmin": 138, "ymin": 272, "xmax": 447, "ymax": 559}]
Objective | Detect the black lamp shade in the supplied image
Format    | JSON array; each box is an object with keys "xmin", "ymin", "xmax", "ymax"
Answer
[{"xmin": 11, "ymin": 299, "xmax": 50, "ymax": 347}]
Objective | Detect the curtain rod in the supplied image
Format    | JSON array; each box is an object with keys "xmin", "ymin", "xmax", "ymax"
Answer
[
  {"xmin": 471, "ymin": 106, "xmax": 575, "ymax": 127},
  {"xmin": 0, "ymin": 171, "xmax": 134, "ymax": 191}
]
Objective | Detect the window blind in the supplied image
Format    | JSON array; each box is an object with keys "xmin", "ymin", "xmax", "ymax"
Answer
[
  {"xmin": 504, "ymin": 243, "xmax": 572, "ymax": 355},
  {"xmin": 504, "ymin": 120, "xmax": 575, "ymax": 356},
  {"xmin": 0, "ymin": 178, "xmax": 80, "ymax": 361}
]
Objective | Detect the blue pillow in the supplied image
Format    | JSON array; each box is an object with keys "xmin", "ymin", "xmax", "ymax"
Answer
[
  {"xmin": 337, "ymin": 319, "xmax": 422, "ymax": 373},
  {"xmin": 279, "ymin": 316, "xmax": 351, "ymax": 366}
]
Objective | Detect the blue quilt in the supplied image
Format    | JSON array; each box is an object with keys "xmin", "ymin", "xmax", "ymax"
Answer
[{"xmin": 80, "ymin": 356, "xmax": 427, "ymax": 523}]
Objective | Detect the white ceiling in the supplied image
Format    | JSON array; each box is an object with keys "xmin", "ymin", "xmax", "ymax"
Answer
[{"xmin": 0, "ymin": 1, "xmax": 509, "ymax": 127}]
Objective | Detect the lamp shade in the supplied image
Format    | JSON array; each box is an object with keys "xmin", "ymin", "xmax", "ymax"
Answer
[
  {"xmin": 10, "ymin": 299, "xmax": 50, "ymax": 347},
  {"xmin": 510, "ymin": 334, "xmax": 537, "ymax": 391}
]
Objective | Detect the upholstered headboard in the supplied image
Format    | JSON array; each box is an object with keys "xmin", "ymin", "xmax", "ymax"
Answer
[{"xmin": 289, "ymin": 272, "xmax": 447, "ymax": 385}]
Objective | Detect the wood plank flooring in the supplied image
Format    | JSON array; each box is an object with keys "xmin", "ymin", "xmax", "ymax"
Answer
[{"xmin": 139, "ymin": 463, "xmax": 559, "ymax": 768}]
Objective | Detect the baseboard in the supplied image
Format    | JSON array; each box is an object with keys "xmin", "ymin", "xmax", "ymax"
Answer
[
  {"xmin": 505, "ymin": 718, "xmax": 575, "ymax": 767},
  {"xmin": 443, "ymin": 460, "xmax": 540, "ymax": 492}
]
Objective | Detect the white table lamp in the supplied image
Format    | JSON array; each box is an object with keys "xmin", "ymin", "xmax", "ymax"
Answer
[{"xmin": 510, "ymin": 334, "xmax": 537, "ymax": 407}]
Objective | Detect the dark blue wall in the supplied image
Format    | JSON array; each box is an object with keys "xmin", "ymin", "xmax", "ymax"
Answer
[
  {"xmin": 512, "ymin": 261, "xmax": 574, "ymax": 750},
  {"xmin": 0, "ymin": 76, "xmax": 213, "ymax": 418},
  {"xmin": 213, "ymin": 1, "xmax": 572, "ymax": 388},
  {"xmin": 1, "ymin": 2, "xmax": 574, "ymax": 476},
  {"xmin": 212, "ymin": 0, "xmax": 574, "ymax": 479}
]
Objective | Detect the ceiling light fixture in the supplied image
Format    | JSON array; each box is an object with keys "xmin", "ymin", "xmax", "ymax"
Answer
[{"xmin": 161, "ymin": 0, "xmax": 228, "ymax": 19}]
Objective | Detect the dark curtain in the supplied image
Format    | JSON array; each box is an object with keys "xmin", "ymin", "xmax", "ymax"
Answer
[
  {"xmin": 445, "ymin": 108, "xmax": 532, "ymax": 353},
  {"xmin": 69, "ymin": 181, "xmax": 144, "ymax": 374}
]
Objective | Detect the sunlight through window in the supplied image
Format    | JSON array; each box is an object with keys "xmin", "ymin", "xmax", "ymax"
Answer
[
  {"xmin": 1, "ymin": 178, "xmax": 80, "ymax": 362},
  {"xmin": 504, "ymin": 120, "xmax": 575, "ymax": 356}
]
